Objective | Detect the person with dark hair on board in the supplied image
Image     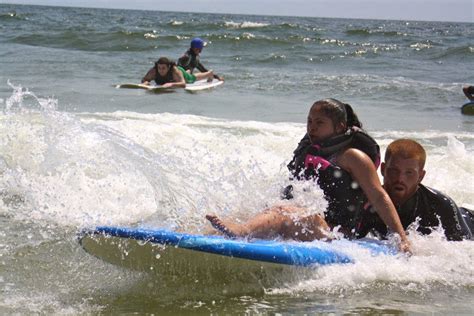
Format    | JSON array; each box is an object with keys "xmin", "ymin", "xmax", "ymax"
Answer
[
  {"xmin": 357, "ymin": 139, "xmax": 473, "ymax": 241},
  {"xmin": 462, "ymin": 85, "xmax": 474, "ymax": 101},
  {"xmin": 206, "ymin": 98, "xmax": 411, "ymax": 253},
  {"xmin": 142, "ymin": 57, "xmax": 214, "ymax": 88},
  {"xmin": 177, "ymin": 37, "xmax": 224, "ymax": 82}
]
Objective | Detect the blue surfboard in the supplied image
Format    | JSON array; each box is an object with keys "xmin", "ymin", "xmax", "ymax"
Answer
[{"xmin": 79, "ymin": 226, "xmax": 397, "ymax": 277}]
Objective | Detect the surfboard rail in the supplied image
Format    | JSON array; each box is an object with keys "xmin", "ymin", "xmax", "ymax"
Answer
[
  {"xmin": 115, "ymin": 83, "xmax": 174, "ymax": 92},
  {"xmin": 184, "ymin": 79, "xmax": 224, "ymax": 92},
  {"xmin": 115, "ymin": 79, "xmax": 223, "ymax": 93},
  {"xmin": 79, "ymin": 226, "xmax": 396, "ymax": 268}
]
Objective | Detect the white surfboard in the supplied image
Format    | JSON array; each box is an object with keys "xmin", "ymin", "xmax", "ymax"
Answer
[
  {"xmin": 116, "ymin": 79, "xmax": 223, "ymax": 93},
  {"xmin": 115, "ymin": 83, "xmax": 174, "ymax": 93},
  {"xmin": 185, "ymin": 79, "xmax": 224, "ymax": 92}
]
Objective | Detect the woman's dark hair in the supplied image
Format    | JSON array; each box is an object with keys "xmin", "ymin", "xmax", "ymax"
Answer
[
  {"xmin": 156, "ymin": 57, "xmax": 175, "ymax": 66},
  {"xmin": 312, "ymin": 98, "xmax": 362, "ymax": 129}
]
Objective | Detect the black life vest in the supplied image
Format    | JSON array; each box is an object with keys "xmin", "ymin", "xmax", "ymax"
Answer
[
  {"xmin": 153, "ymin": 62, "xmax": 175, "ymax": 85},
  {"xmin": 284, "ymin": 127, "xmax": 381, "ymax": 236},
  {"xmin": 287, "ymin": 127, "xmax": 380, "ymax": 181}
]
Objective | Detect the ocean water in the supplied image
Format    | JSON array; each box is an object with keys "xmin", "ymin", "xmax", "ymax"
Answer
[{"xmin": 0, "ymin": 4, "xmax": 473, "ymax": 315}]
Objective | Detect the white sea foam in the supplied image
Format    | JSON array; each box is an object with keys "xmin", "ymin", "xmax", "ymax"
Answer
[
  {"xmin": 144, "ymin": 32, "xmax": 158, "ymax": 39},
  {"xmin": 1, "ymin": 86, "xmax": 472, "ymax": 230},
  {"xmin": 0, "ymin": 88, "xmax": 472, "ymax": 306},
  {"xmin": 267, "ymin": 229, "xmax": 474, "ymax": 296}
]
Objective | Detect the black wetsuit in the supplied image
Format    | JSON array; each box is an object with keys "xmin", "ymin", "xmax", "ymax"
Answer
[
  {"xmin": 177, "ymin": 49, "xmax": 220, "ymax": 79},
  {"xmin": 178, "ymin": 49, "xmax": 205, "ymax": 73},
  {"xmin": 357, "ymin": 184, "xmax": 473, "ymax": 241},
  {"xmin": 284, "ymin": 128, "xmax": 380, "ymax": 237}
]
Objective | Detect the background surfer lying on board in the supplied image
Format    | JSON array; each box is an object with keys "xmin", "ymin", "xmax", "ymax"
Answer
[
  {"xmin": 178, "ymin": 37, "xmax": 224, "ymax": 82},
  {"xmin": 207, "ymin": 98, "xmax": 412, "ymax": 253},
  {"xmin": 358, "ymin": 139, "xmax": 473, "ymax": 241},
  {"xmin": 141, "ymin": 57, "xmax": 214, "ymax": 88}
]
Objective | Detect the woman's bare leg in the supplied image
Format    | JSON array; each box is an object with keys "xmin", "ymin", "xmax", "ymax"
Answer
[
  {"xmin": 206, "ymin": 205, "xmax": 332, "ymax": 241},
  {"xmin": 206, "ymin": 207, "xmax": 289, "ymax": 238},
  {"xmin": 286, "ymin": 214, "xmax": 332, "ymax": 241}
]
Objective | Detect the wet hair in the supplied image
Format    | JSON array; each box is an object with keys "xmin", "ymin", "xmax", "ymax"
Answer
[
  {"xmin": 156, "ymin": 57, "xmax": 175, "ymax": 66},
  {"xmin": 385, "ymin": 139, "xmax": 426, "ymax": 169},
  {"xmin": 311, "ymin": 98, "xmax": 363, "ymax": 129}
]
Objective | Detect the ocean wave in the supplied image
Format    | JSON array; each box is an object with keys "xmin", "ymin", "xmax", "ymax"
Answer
[
  {"xmin": 410, "ymin": 41, "xmax": 433, "ymax": 51},
  {"xmin": 344, "ymin": 44, "xmax": 400, "ymax": 57},
  {"xmin": 0, "ymin": 11, "xmax": 28, "ymax": 21},
  {"xmin": 7, "ymin": 31, "xmax": 324, "ymax": 54},
  {"xmin": 315, "ymin": 38, "xmax": 401, "ymax": 58},
  {"xmin": 430, "ymin": 45, "xmax": 474, "ymax": 60},
  {"xmin": 224, "ymin": 21, "xmax": 270, "ymax": 28},
  {"xmin": 205, "ymin": 33, "xmax": 291, "ymax": 45},
  {"xmin": 319, "ymin": 37, "xmax": 350, "ymax": 46},
  {"xmin": 169, "ymin": 20, "xmax": 184, "ymax": 26},
  {"xmin": 346, "ymin": 28, "xmax": 406, "ymax": 37},
  {"xmin": 8, "ymin": 25, "xmax": 324, "ymax": 52},
  {"xmin": 10, "ymin": 30, "xmax": 187, "ymax": 52}
]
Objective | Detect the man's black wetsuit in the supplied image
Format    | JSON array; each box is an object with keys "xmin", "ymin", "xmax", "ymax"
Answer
[
  {"xmin": 358, "ymin": 184, "xmax": 473, "ymax": 241},
  {"xmin": 178, "ymin": 49, "xmax": 206, "ymax": 73}
]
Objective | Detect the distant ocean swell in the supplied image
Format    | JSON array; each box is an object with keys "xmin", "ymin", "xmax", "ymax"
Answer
[
  {"xmin": 7, "ymin": 34, "xmax": 472, "ymax": 64},
  {"xmin": 4, "ymin": 31, "xmax": 471, "ymax": 64}
]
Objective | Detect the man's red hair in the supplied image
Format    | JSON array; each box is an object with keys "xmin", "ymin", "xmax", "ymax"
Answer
[{"xmin": 385, "ymin": 139, "xmax": 426, "ymax": 169}]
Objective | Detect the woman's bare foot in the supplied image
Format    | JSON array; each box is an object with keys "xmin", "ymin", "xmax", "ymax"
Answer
[{"xmin": 205, "ymin": 214, "xmax": 245, "ymax": 238}]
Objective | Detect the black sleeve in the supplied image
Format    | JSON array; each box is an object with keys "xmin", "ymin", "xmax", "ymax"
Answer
[
  {"xmin": 281, "ymin": 134, "xmax": 311, "ymax": 199},
  {"xmin": 287, "ymin": 134, "xmax": 310, "ymax": 170},
  {"xmin": 425, "ymin": 187, "xmax": 467, "ymax": 241},
  {"xmin": 457, "ymin": 207, "xmax": 473, "ymax": 240}
]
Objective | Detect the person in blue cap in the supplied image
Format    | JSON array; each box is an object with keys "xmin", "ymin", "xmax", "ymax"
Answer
[{"xmin": 178, "ymin": 37, "xmax": 224, "ymax": 82}]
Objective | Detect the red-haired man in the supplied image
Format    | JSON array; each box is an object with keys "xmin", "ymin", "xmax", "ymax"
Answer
[{"xmin": 359, "ymin": 139, "xmax": 473, "ymax": 240}]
